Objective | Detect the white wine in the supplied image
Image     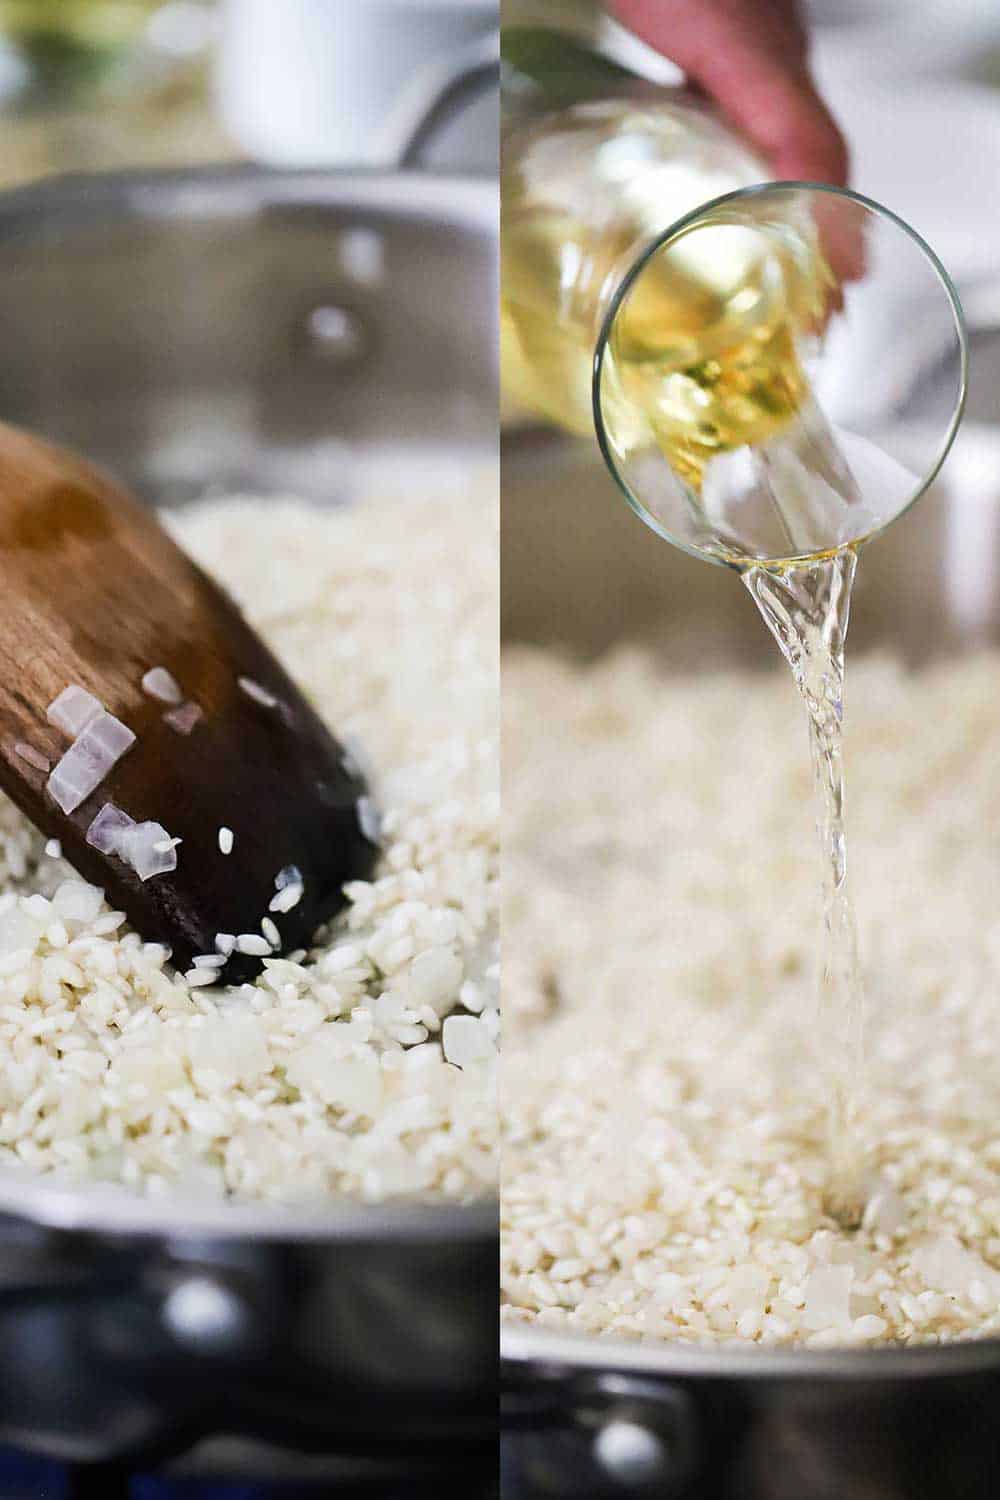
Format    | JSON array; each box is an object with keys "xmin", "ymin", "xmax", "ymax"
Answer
[
  {"xmin": 501, "ymin": 97, "xmax": 833, "ymax": 462},
  {"xmin": 501, "ymin": 96, "xmax": 866, "ymax": 564},
  {"xmin": 602, "ymin": 218, "xmax": 830, "ymax": 494},
  {"xmin": 745, "ymin": 551, "xmax": 866, "ymax": 1226},
  {"xmin": 501, "ymin": 97, "xmax": 769, "ymax": 438}
]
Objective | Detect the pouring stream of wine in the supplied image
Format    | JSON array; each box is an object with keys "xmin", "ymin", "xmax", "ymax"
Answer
[{"xmin": 744, "ymin": 548, "xmax": 865, "ymax": 1226}]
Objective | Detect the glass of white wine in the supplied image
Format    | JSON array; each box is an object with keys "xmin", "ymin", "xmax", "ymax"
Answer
[{"xmin": 592, "ymin": 181, "xmax": 968, "ymax": 568}]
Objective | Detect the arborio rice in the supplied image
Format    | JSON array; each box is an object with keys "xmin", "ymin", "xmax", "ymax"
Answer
[
  {"xmin": 503, "ymin": 645, "xmax": 1000, "ymax": 1346},
  {"xmin": 0, "ymin": 465, "xmax": 498, "ymax": 1203}
]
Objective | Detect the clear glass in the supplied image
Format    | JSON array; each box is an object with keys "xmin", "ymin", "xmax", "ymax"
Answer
[
  {"xmin": 500, "ymin": 94, "xmax": 768, "ymax": 433},
  {"xmin": 593, "ymin": 182, "xmax": 968, "ymax": 569}
]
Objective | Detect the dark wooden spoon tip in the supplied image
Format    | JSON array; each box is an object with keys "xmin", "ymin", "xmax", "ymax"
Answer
[{"xmin": 0, "ymin": 421, "xmax": 380, "ymax": 981}]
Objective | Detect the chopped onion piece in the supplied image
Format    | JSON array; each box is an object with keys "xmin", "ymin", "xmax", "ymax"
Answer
[
  {"xmin": 261, "ymin": 917, "xmax": 280, "ymax": 948},
  {"xmin": 218, "ymin": 827, "xmax": 234, "ymax": 855},
  {"xmin": 86, "ymin": 803, "xmax": 136, "ymax": 856},
  {"xmin": 87, "ymin": 712, "xmax": 135, "ymax": 760},
  {"xmin": 141, "ymin": 667, "xmax": 183, "ymax": 704},
  {"xmin": 164, "ymin": 701, "xmax": 202, "ymax": 736},
  {"xmin": 44, "ymin": 839, "xmax": 61, "ymax": 859},
  {"xmin": 47, "ymin": 712, "xmax": 136, "ymax": 815},
  {"xmin": 275, "ymin": 864, "xmax": 302, "ymax": 891},
  {"xmin": 269, "ymin": 882, "xmax": 303, "ymax": 914},
  {"xmin": 215, "ymin": 932, "xmax": 235, "ymax": 956},
  {"xmin": 238, "ymin": 676, "xmax": 278, "ymax": 709},
  {"xmin": 123, "ymin": 822, "xmax": 178, "ymax": 882},
  {"xmin": 236, "ymin": 933, "xmax": 271, "ymax": 956},
  {"xmin": 47, "ymin": 685, "xmax": 103, "ymax": 738},
  {"xmin": 13, "ymin": 742, "xmax": 50, "ymax": 773}
]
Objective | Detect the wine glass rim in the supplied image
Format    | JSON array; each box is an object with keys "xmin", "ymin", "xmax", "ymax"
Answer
[{"xmin": 591, "ymin": 179, "xmax": 970, "ymax": 570}]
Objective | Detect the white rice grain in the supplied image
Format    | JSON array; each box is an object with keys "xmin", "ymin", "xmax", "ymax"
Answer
[
  {"xmin": 142, "ymin": 668, "xmax": 183, "ymax": 705},
  {"xmin": 238, "ymin": 677, "xmax": 278, "ymax": 709},
  {"xmin": 269, "ymin": 883, "xmax": 303, "ymax": 914}
]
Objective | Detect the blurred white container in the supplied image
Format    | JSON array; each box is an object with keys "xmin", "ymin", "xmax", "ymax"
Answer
[{"xmin": 216, "ymin": 0, "xmax": 497, "ymax": 168}]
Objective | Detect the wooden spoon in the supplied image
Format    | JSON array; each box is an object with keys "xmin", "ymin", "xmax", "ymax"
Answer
[{"xmin": 0, "ymin": 421, "xmax": 377, "ymax": 980}]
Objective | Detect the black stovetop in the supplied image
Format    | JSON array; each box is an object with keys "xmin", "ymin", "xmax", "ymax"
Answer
[{"xmin": 0, "ymin": 1447, "xmax": 499, "ymax": 1499}]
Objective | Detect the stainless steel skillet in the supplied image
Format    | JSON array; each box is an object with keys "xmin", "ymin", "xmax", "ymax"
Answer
[{"xmin": 0, "ymin": 166, "xmax": 497, "ymax": 1480}]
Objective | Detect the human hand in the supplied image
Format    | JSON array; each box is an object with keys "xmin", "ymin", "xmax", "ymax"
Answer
[{"xmin": 610, "ymin": 0, "xmax": 849, "ymax": 186}]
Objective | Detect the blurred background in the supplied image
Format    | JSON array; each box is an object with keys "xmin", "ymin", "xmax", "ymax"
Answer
[
  {"xmin": 0, "ymin": 3, "xmax": 994, "ymax": 397},
  {"xmin": 0, "ymin": 0, "xmax": 230, "ymax": 182},
  {"xmin": 0, "ymin": 0, "xmax": 499, "ymax": 184},
  {"xmin": 2, "ymin": 0, "xmax": 996, "ymax": 353}
]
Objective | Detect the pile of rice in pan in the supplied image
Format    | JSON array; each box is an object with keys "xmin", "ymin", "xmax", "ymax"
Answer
[
  {"xmin": 0, "ymin": 461, "xmax": 498, "ymax": 1204},
  {"xmin": 503, "ymin": 644, "xmax": 1000, "ymax": 1346}
]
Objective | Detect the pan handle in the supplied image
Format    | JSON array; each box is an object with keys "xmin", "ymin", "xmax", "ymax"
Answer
[{"xmin": 382, "ymin": 30, "xmax": 500, "ymax": 170}]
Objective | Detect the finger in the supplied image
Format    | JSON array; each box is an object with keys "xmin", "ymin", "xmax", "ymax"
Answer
[
  {"xmin": 811, "ymin": 189, "xmax": 868, "ymax": 292},
  {"xmin": 610, "ymin": 0, "xmax": 861, "ymax": 282},
  {"xmin": 610, "ymin": 0, "xmax": 849, "ymax": 187}
]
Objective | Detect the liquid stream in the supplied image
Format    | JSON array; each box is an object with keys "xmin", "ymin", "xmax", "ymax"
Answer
[{"xmin": 744, "ymin": 549, "xmax": 865, "ymax": 1226}]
